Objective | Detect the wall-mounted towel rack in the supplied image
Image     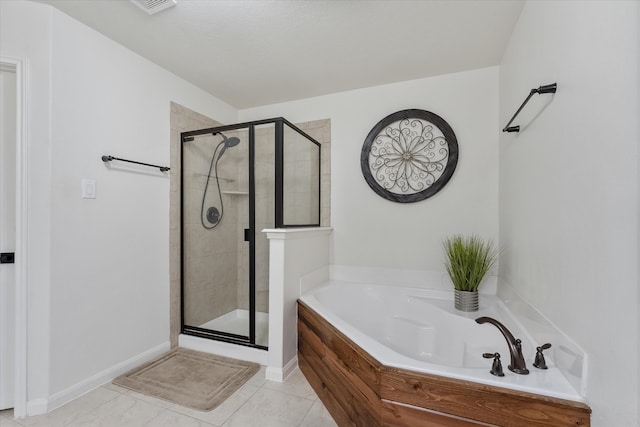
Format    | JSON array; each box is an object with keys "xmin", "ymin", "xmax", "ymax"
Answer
[
  {"xmin": 502, "ymin": 83, "xmax": 557, "ymax": 133},
  {"xmin": 101, "ymin": 155, "xmax": 170, "ymax": 172}
]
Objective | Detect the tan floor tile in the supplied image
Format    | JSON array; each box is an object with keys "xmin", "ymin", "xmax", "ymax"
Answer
[
  {"xmin": 300, "ymin": 400, "xmax": 338, "ymax": 427},
  {"xmin": 21, "ymin": 387, "xmax": 121, "ymax": 427},
  {"xmin": 244, "ymin": 366, "xmax": 266, "ymax": 388},
  {"xmin": 167, "ymin": 384, "xmax": 259, "ymax": 426},
  {"xmin": 0, "ymin": 418, "xmax": 22, "ymax": 427},
  {"xmin": 6, "ymin": 364, "xmax": 338, "ymax": 427},
  {"xmin": 65, "ymin": 394, "xmax": 165, "ymax": 427},
  {"xmin": 123, "ymin": 389, "xmax": 174, "ymax": 409},
  {"xmin": 222, "ymin": 387, "xmax": 314, "ymax": 427},
  {"xmin": 143, "ymin": 410, "xmax": 216, "ymax": 426},
  {"xmin": 261, "ymin": 368, "xmax": 318, "ymax": 400},
  {"xmin": 101, "ymin": 381, "xmax": 129, "ymax": 394}
]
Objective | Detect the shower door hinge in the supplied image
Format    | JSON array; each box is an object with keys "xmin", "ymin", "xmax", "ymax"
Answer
[{"xmin": 244, "ymin": 229, "xmax": 250, "ymax": 242}]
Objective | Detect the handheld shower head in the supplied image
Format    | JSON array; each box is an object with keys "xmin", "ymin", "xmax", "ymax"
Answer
[
  {"xmin": 215, "ymin": 132, "xmax": 241, "ymax": 158},
  {"xmin": 222, "ymin": 135, "xmax": 241, "ymax": 148},
  {"xmin": 200, "ymin": 131, "xmax": 241, "ymax": 230}
]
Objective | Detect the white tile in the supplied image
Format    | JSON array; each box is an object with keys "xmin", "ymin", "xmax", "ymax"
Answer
[
  {"xmin": 65, "ymin": 394, "xmax": 165, "ymax": 427},
  {"xmin": 143, "ymin": 410, "xmax": 216, "ymax": 427},
  {"xmin": 101, "ymin": 382, "xmax": 129, "ymax": 394},
  {"xmin": 222, "ymin": 387, "xmax": 314, "ymax": 427},
  {"xmin": 300, "ymin": 400, "xmax": 338, "ymax": 427},
  {"xmin": 21, "ymin": 386, "xmax": 121, "ymax": 427},
  {"xmin": 244, "ymin": 366, "xmax": 267, "ymax": 388},
  {"xmin": 0, "ymin": 418, "xmax": 22, "ymax": 427},
  {"xmin": 167, "ymin": 384, "xmax": 259, "ymax": 426},
  {"xmin": 124, "ymin": 389, "xmax": 173, "ymax": 409},
  {"xmin": 5, "ymin": 350, "xmax": 334, "ymax": 427},
  {"xmin": 261, "ymin": 368, "xmax": 318, "ymax": 400}
]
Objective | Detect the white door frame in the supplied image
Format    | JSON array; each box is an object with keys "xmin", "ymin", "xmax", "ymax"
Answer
[{"xmin": 1, "ymin": 56, "xmax": 28, "ymax": 418}]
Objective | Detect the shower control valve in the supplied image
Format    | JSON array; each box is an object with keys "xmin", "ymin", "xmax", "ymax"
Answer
[{"xmin": 483, "ymin": 352, "xmax": 505, "ymax": 377}]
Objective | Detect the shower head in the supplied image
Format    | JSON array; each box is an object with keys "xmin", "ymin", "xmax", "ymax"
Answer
[
  {"xmin": 222, "ymin": 135, "xmax": 241, "ymax": 148},
  {"xmin": 215, "ymin": 132, "xmax": 241, "ymax": 159}
]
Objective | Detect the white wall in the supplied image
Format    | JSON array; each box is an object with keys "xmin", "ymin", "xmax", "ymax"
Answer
[
  {"xmin": 498, "ymin": 2, "xmax": 639, "ymax": 425},
  {"xmin": 265, "ymin": 228, "xmax": 332, "ymax": 382},
  {"xmin": 5, "ymin": 1, "xmax": 637, "ymax": 423},
  {"xmin": 1, "ymin": 0, "xmax": 238, "ymax": 409},
  {"xmin": 240, "ymin": 67, "xmax": 500, "ymax": 271},
  {"xmin": 1, "ymin": 0, "xmax": 54, "ymax": 407}
]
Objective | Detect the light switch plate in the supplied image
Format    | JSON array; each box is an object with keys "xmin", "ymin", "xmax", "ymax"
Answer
[{"xmin": 82, "ymin": 179, "xmax": 96, "ymax": 199}]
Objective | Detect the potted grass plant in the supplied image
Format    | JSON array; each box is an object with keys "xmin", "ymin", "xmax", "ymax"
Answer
[{"xmin": 443, "ymin": 234, "xmax": 498, "ymax": 311}]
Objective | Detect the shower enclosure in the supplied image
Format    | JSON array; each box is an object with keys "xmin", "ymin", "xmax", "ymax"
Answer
[{"xmin": 181, "ymin": 118, "xmax": 320, "ymax": 349}]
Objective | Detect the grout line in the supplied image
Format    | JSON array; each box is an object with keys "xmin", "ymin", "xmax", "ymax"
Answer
[
  {"xmin": 217, "ymin": 382, "xmax": 261, "ymax": 426},
  {"xmin": 296, "ymin": 400, "xmax": 317, "ymax": 427},
  {"xmin": 140, "ymin": 408, "xmax": 170, "ymax": 427},
  {"xmin": 68, "ymin": 386, "xmax": 126, "ymax": 420},
  {"xmin": 5, "ymin": 368, "xmax": 328, "ymax": 427},
  {"xmin": 123, "ymin": 389, "xmax": 173, "ymax": 409},
  {"xmin": 163, "ymin": 408, "xmax": 222, "ymax": 427},
  {"xmin": 145, "ymin": 408, "xmax": 219, "ymax": 427}
]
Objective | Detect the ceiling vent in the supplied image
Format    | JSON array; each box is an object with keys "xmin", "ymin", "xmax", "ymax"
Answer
[{"xmin": 130, "ymin": 0, "xmax": 177, "ymax": 15}]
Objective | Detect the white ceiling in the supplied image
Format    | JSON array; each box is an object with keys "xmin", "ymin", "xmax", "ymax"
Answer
[{"xmin": 36, "ymin": 0, "xmax": 524, "ymax": 109}]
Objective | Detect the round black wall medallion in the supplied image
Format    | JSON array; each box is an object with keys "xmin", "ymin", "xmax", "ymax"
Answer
[{"xmin": 360, "ymin": 109, "xmax": 458, "ymax": 203}]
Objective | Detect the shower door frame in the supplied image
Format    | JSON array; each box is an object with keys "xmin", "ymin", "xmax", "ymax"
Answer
[
  {"xmin": 180, "ymin": 117, "xmax": 321, "ymax": 350},
  {"xmin": 180, "ymin": 121, "xmax": 259, "ymax": 349}
]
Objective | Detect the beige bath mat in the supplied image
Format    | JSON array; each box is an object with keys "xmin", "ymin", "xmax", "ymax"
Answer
[{"xmin": 113, "ymin": 348, "xmax": 260, "ymax": 411}]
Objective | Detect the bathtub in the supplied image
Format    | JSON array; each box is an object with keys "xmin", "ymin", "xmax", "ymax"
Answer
[{"xmin": 299, "ymin": 281, "xmax": 584, "ymax": 403}]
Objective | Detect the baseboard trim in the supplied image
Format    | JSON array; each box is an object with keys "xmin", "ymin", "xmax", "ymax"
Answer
[
  {"xmin": 43, "ymin": 341, "xmax": 170, "ymax": 414},
  {"xmin": 25, "ymin": 398, "xmax": 47, "ymax": 416},
  {"xmin": 265, "ymin": 356, "xmax": 297, "ymax": 383}
]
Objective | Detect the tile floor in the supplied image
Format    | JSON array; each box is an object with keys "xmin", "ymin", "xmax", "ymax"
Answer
[{"xmin": 0, "ymin": 367, "xmax": 337, "ymax": 427}]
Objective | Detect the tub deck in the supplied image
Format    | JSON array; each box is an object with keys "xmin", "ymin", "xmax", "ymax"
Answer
[
  {"xmin": 299, "ymin": 281, "xmax": 583, "ymax": 402},
  {"xmin": 298, "ymin": 300, "xmax": 591, "ymax": 426}
]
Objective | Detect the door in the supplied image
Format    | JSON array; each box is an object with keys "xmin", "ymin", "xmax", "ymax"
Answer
[
  {"xmin": 0, "ymin": 67, "xmax": 17, "ymax": 410},
  {"xmin": 181, "ymin": 127, "xmax": 255, "ymax": 344}
]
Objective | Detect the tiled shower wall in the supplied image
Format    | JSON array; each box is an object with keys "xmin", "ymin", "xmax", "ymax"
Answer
[
  {"xmin": 182, "ymin": 130, "xmax": 246, "ymax": 327},
  {"xmin": 170, "ymin": 103, "xmax": 331, "ymax": 347},
  {"xmin": 283, "ymin": 123, "xmax": 321, "ymax": 225},
  {"xmin": 299, "ymin": 119, "xmax": 331, "ymax": 228}
]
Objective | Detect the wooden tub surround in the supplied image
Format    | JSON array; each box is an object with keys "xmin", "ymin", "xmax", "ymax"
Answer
[{"xmin": 297, "ymin": 300, "xmax": 591, "ymax": 427}]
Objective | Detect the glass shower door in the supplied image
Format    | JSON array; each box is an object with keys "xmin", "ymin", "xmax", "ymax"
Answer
[
  {"xmin": 180, "ymin": 117, "xmax": 318, "ymax": 350},
  {"xmin": 181, "ymin": 128, "xmax": 252, "ymax": 343}
]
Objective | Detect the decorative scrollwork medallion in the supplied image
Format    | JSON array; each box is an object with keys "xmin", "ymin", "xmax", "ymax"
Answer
[{"xmin": 360, "ymin": 109, "xmax": 458, "ymax": 203}]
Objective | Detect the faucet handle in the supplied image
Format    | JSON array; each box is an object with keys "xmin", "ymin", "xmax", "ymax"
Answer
[
  {"xmin": 483, "ymin": 352, "xmax": 505, "ymax": 377},
  {"xmin": 533, "ymin": 343, "xmax": 552, "ymax": 369}
]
